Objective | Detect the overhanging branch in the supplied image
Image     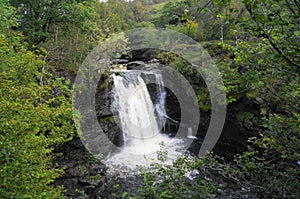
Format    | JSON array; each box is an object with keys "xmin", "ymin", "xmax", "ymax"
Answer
[{"xmin": 245, "ymin": 5, "xmax": 300, "ymax": 69}]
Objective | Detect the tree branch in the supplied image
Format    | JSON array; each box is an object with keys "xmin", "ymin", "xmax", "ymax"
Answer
[
  {"xmin": 285, "ymin": 0, "xmax": 296, "ymax": 15},
  {"xmin": 294, "ymin": 0, "xmax": 300, "ymax": 13},
  {"xmin": 245, "ymin": 5, "xmax": 300, "ymax": 69}
]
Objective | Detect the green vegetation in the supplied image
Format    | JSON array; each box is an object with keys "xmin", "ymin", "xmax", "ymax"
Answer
[
  {"xmin": 0, "ymin": 1, "xmax": 74, "ymax": 197},
  {"xmin": 139, "ymin": 155, "xmax": 218, "ymax": 199},
  {"xmin": 154, "ymin": 0, "xmax": 299, "ymax": 198},
  {"xmin": 0, "ymin": 0, "xmax": 299, "ymax": 198}
]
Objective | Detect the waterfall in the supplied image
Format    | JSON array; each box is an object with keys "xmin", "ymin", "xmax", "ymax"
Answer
[
  {"xmin": 154, "ymin": 73, "xmax": 167, "ymax": 129},
  {"xmin": 112, "ymin": 71, "xmax": 160, "ymax": 151},
  {"xmin": 187, "ymin": 127, "xmax": 197, "ymax": 139},
  {"xmin": 107, "ymin": 70, "xmax": 183, "ymax": 169}
]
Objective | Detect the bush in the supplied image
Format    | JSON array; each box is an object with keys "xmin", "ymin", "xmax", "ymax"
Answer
[
  {"xmin": 0, "ymin": 3, "xmax": 74, "ymax": 197},
  {"xmin": 138, "ymin": 154, "xmax": 218, "ymax": 199},
  {"xmin": 229, "ymin": 113, "xmax": 300, "ymax": 198}
]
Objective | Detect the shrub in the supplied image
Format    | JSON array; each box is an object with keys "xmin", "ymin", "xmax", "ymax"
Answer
[{"xmin": 0, "ymin": 2, "xmax": 74, "ymax": 197}]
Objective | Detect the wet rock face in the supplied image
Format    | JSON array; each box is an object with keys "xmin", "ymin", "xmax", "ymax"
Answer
[
  {"xmin": 95, "ymin": 75, "xmax": 123, "ymax": 147},
  {"xmin": 53, "ymin": 137, "xmax": 107, "ymax": 198},
  {"xmin": 145, "ymin": 82, "xmax": 181, "ymax": 136},
  {"xmin": 53, "ymin": 137, "xmax": 143, "ymax": 199}
]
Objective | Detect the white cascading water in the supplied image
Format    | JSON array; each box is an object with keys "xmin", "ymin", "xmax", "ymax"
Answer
[
  {"xmin": 106, "ymin": 70, "xmax": 183, "ymax": 169},
  {"xmin": 154, "ymin": 73, "xmax": 178, "ymax": 125},
  {"xmin": 154, "ymin": 73, "xmax": 167, "ymax": 129},
  {"xmin": 113, "ymin": 72, "xmax": 160, "ymax": 152}
]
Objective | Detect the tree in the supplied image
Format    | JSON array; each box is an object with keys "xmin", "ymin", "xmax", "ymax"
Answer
[
  {"xmin": 0, "ymin": 1, "xmax": 74, "ymax": 197},
  {"xmin": 9, "ymin": 0, "xmax": 95, "ymax": 45},
  {"xmin": 42, "ymin": 0, "xmax": 102, "ymax": 73},
  {"xmin": 243, "ymin": 0, "xmax": 300, "ymax": 68},
  {"xmin": 212, "ymin": 0, "xmax": 300, "ymax": 197}
]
